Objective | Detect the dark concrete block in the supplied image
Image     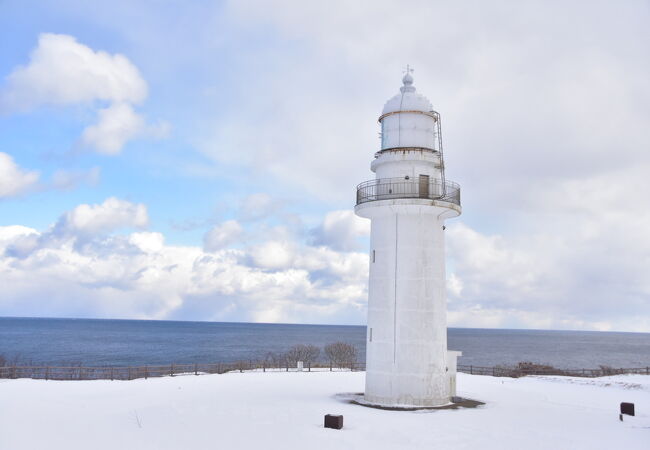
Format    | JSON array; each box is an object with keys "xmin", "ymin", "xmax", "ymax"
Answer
[
  {"xmin": 620, "ymin": 402, "xmax": 635, "ymax": 416},
  {"xmin": 324, "ymin": 414, "xmax": 343, "ymax": 429}
]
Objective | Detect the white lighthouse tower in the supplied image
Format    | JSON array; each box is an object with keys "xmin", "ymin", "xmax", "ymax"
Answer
[{"xmin": 355, "ymin": 69, "xmax": 462, "ymax": 407}]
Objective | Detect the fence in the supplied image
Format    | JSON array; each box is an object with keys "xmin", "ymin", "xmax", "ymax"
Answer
[
  {"xmin": 0, "ymin": 362, "xmax": 648, "ymax": 381},
  {"xmin": 458, "ymin": 364, "xmax": 650, "ymax": 378},
  {"xmin": 0, "ymin": 361, "xmax": 365, "ymax": 381}
]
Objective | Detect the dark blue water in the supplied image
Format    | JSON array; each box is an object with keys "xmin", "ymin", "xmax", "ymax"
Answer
[{"xmin": 1, "ymin": 317, "xmax": 649, "ymax": 369}]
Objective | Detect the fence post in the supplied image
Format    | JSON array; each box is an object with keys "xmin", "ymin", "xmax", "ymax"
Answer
[
  {"xmin": 128, "ymin": 367, "xmax": 132, "ymax": 380},
  {"xmin": 330, "ymin": 362, "xmax": 332, "ymax": 372},
  {"xmin": 470, "ymin": 365, "xmax": 473, "ymax": 375},
  {"xmin": 647, "ymin": 367, "xmax": 649, "ymax": 375},
  {"xmin": 170, "ymin": 364, "xmax": 174, "ymax": 377},
  {"xmin": 308, "ymin": 362, "xmax": 311, "ymax": 372},
  {"xmin": 263, "ymin": 362, "xmax": 266, "ymax": 372}
]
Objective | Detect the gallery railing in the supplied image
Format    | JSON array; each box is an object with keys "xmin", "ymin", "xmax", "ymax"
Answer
[{"xmin": 356, "ymin": 177, "xmax": 460, "ymax": 206}]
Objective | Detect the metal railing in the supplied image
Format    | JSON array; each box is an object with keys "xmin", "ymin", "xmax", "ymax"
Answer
[{"xmin": 356, "ymin": 177, "xmax": 460, "ymax": 206}]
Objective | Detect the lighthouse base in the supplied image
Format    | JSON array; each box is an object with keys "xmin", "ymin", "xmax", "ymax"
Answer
[{"xmin": 363, "ymin": 350, "xmax": 463, "ymax": 408}]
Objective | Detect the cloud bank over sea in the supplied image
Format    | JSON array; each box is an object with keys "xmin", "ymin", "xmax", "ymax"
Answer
[{"xmin": 0, "ymin": 0, "xmax": 648, "ymax": 331}]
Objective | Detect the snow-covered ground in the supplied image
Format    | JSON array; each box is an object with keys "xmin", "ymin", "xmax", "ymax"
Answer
[{"xmin": 1, "ymin": 371, "xmax": 648, "ymax": 449}]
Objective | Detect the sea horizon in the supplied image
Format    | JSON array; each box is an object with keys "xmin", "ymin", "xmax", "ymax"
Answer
[
  {"xmin": 2, "ymin": 316, "xmax": 649, "ymax": 370},
  {"xmin": 3, "ymin": 315, "xmax": 649, "ymax": 335}
]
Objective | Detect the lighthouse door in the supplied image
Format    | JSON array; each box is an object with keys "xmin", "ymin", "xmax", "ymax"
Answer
[{"xmin": 419, "ymin": 174, "xmax": 430, "ymax": 199}]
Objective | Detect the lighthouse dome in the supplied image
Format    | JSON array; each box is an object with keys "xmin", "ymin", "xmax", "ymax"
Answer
[
  {"xmin": 381, "ymin": 73, "xmax": 433, "ymax": 115},
  {"xmin": 379, "ymin": 71, "xmax": 436, "ymax": 150}
]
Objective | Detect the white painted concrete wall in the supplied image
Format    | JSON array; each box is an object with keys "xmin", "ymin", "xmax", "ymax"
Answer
[
  {"xmin": 357, "ymin": 201, "xmax": 458, "ymax": 406},
  {"xmin": 371, "ymin": 149, "xmax": 442, "ymax": 180},
  {"xmin": 447, "ymin": 351, "xmax": 462, "ymax": 397}
]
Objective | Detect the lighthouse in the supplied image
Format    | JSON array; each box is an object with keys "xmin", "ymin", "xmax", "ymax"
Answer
[{"xmin": 355, "ymin": 69, "xmax": 462, "ymax": 407}]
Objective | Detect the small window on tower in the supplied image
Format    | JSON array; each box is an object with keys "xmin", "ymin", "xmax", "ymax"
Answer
[
  {"xmin": 369, "ymin": 328, "xmax": 373, "ymax": 342},
  {"xmin": 372, "ymin": 250, "xmax": 376, "ymax": 263}
]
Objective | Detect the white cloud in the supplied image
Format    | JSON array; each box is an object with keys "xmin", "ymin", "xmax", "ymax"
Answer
[
  {"xmin": 238, "ymin": 193, "xmax": 280, "ymax": 221},
  {"xmin": 1, "ymin": 4, "xmax": 649, "ymax": 330},
  {"xmin": 446, "ymin": 202, "xmax": 650, "ymax": 332},
  {"xmin": 0, "ymin": 152, "xmax": 40, "ymax": 199},
  {"xmin": 205, "ymin": 1, "xmax": 650, "ymax": 330},
  {"xmin": 0, "ymin": 202, "xmax": 369, "ymax": 324},
  {"xmin": 249, "ymin": 240, "xmax": 295, "ymax": 270},
  {"xmin": 0, "ymin": 152, "xmax": 100, "ymax": 199},
  {"xmin": 129, "ymin": 232, "xmax": 165, "ymax": 253},
  {"xmin": 0, "ymin": 33, "xmax": 168, "ymax": 154},
  {"xmin": 203, "ymin": 220, "xmax": 243, "ymax": 252},
  {"xmin": 55, "ymin": 197, "xmax": 148, "ymax": 236},
  {"xmin": 80, "ymin": 103, "xmax": 145, "ymax": 155},
  {"xmin": 0, "ymin": 33, "xmax": 146, "ymax": 111},
  {"xmin": 311, "ymin": 209, "xmax": 370, "ymax": 251}
]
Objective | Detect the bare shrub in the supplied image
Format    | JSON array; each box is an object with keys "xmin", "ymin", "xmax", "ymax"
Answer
[
  {"xmin": 233, "ymin": 360, "xmax": 251, "ymax": 373},
  {"xmin": 324, "ymin": 342, "xmax": 357, "ymax": 368},
  {"xmin": 599, "ymin": 365, "xmax": 620, "ymax": 376},
  {"xmin": 516, "ymin": 361, "xmax": 560, "ymax": 375},
  {"xmin": 263, "ymin": 352, "xmax": 287, "ymax": 369},
  {"xmin": 284, "ymin": 345, "xmax": 321, "ymax": 367}
]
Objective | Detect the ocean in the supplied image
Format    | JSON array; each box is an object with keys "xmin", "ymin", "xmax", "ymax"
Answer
[{"xmin": 1, "ymin": 317, "xmax": 649, "ymax": 369}]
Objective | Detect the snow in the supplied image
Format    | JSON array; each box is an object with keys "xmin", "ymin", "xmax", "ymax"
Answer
[{"xmin": 0, "ymin": 371, "xmax": 648, "ymax": 449}]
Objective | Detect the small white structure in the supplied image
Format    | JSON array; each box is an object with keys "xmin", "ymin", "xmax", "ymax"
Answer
[{"xmin": 355, "ymin": 69, "xmax": 462, "ymax": 407}]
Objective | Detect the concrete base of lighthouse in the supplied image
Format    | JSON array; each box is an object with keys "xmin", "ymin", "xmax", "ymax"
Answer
[{"xmin": 356, "ymin": 199, "xmax": 461, "ymax": 407}]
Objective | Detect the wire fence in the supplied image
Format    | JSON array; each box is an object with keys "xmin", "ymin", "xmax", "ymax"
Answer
[
  {"xmin": 458, "ymin": 364, "xmax": 650, "ymax": 378},
  {"xmin": 0, "ymin": 361, "xmax": 364, "ymax": 381},
  {"xmin": 1, "ymin": 362, "xmax": 648, "ymax": 381}
]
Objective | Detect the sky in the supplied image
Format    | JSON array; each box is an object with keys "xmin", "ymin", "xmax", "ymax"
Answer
[{"xmin": 0, "ymin": 0, "xmax": 649, "ymax": 331}]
